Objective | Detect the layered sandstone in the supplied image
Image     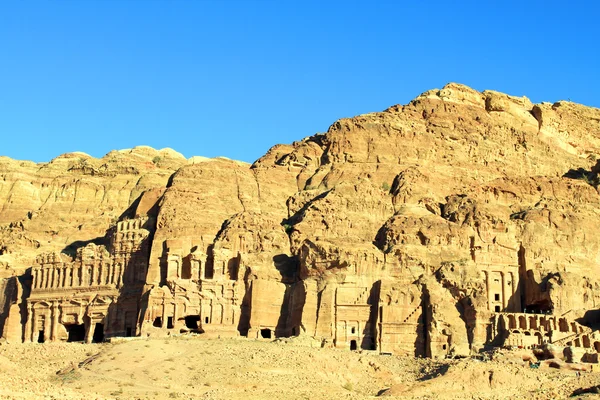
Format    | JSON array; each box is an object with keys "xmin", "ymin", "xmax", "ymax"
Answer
[{"xmin": 1, "ymin": 83, "xmax": 600, "ymax": 361}]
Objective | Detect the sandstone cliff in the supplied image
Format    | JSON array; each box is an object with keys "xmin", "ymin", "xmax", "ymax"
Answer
[{"xmin": 2, "ymin": 84, "xmax": 600, "ymax": 359}]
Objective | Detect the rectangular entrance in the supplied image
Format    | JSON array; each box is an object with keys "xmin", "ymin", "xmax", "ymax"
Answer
[{"xmin": 66, "ymin": 324, "xmax": 86, "ymax": 342}]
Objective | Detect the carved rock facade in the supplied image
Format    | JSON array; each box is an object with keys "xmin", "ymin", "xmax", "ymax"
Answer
[{"xmin": 2, "ymin": 84, "xmax": 600, "ymax": 361}]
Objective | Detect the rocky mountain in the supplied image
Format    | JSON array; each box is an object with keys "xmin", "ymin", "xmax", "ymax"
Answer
[{"xmin": 2, "ymin": 83, "xmax": 600, "ymax": 360}]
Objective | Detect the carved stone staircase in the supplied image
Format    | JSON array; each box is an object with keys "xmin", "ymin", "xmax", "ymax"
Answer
[
  {"xmin": 352, "ymin": 287, "xmax": 370, "ymax": 305},
  {"xmin": 402, "ymin": 305, "xmax": 421, "ymax": 323},
  {"xmin": 552, "ymin": 332, "xmax": 585, "ymax": 346}
]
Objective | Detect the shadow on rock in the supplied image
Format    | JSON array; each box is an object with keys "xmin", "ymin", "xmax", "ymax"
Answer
[
  {"xmin": 418, "ymin": 364, "xmax": 450, "ymax": 381},
  {"xmin": 571, "ymin": 385, "xmax": 600, "ymax": 397}
]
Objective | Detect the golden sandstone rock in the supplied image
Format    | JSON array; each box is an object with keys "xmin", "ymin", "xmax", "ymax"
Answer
[{"xmin": 1, "ymin": 83, "xmax": 600, "ymax": 362}]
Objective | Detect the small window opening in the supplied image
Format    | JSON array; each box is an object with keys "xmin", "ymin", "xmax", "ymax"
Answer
[
  {"xmin": 167, "ymin": 317, "xmax": 174, "ymax": 329},
  {"xmin": 260, "ymin": 329, "xmax": 272, "ymax": 339},
  {"xmin": 153, "ymin": 317, "xmax": 162, "ymax": 328},
  {"xmin": 494, "ymin": 293, "xmax": 500, "ymax": 301},
  {"xmin": 350, "ymin": 340, "xmax": 357, "ymax": 351},
  {"xmin": 494, "ymin": 305, "xmax": 501, "ymax": 312},
  {"xmin": 351, "ymin": 327, "xmax": 356, "ymax": 334},
  {"xmin": 442, "ymin": 344, "xmax": 447, "ymax": 350},
  {"xmin": 37, "ymin": 330, "xmax": 45, "ymax": 343},
  {"xmin": 205, "ymin": 316, "xmax": 209, "ymax": 324}
]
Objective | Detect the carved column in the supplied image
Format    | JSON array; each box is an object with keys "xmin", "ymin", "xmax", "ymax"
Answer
[
  {"xmin": 24, "ymin": 303, "xmax": 33, "ymax": 343},
  {"xmin": 101, "ymin": 262, "xmax": 106, "ymax": 285},
  {"xmin": 161, "ymin": 300, "xmax": 167, "ymax": 328},
  {"xmin": 116, "ymin": 261, "xmax": 122, "ymax": 285},
  {"xmin": 484, "ymin": 271, "xmax": 491, "ymax": 311},
  {"xmin": 110, "ymin": 262, "xmax": 116, "ymax": 285},
  {"xmin": 190, "ymin": 259, "xmax": 199, "ymax": 281},
  {"xmin": 52, "ymin": 267, "xmax": 58, "ymax": 288},
  {"xmin": 84, "ymin": 318, "xmax": 93, "ymax": 344},
  {"xmin": 501, "ymin": 271, "xmax": 507, "ymax": 310},
  {"xmin": 72, "ymin": 266, "xmax": 77, "ymax": 287},
  {"xmin": 81, "ymin": 265, "xmax": 88, "ymax": 287},
  {"xmin": 66, "ymin": 266, "xmax": 73, "ymax": 287},
  {"xmin": 61, "ymin": 266, "xmax": 66, "ymax": 287},
  {"xmin": 105, "ymin": 262, "xmax": 111, "ymax": 285},
  {"xmin": 82, "ymin": 265, "xmax": 88, "ymax": 286},
  {"xmin": 106, "ymin": 263, "xmax": 111, "ymax": 285},
  {"xmin": 117, "ymin": 264, "xmax": 123, "ymax": 288},
  {"xmin": 43, "ymin": 312, "xmax": 50, "ymax": 342},
  {"xmin": 99, "ymin": 264, "xmax": 105, "ymax": 285},
  {"xmin": 31, "ymin": 306, "xmax": 38, "ymax": 343},
  {"xmin": 63, "ymin": 266, "xmax": 67, "ymax": 287},
  {"xmin": 96, "ymin": 263, "xmax": 102, "ymax": 285},
  {"xmin": 70, "ymin": 266, "xmax": 76, "ymax": 287},
  {"xmin": 51, "ymin": 301, "xmax": 59, "ymax": 341}
]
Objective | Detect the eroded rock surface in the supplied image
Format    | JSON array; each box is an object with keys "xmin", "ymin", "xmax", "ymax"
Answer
[{"xmin": 2, "ymin": 83, "xmax": 600, "ymax": 361}]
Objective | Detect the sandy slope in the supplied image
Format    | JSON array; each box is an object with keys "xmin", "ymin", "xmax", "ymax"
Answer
[{"xmin": 0, "ymin": 336, "xmax": 599, "ymax": 399}]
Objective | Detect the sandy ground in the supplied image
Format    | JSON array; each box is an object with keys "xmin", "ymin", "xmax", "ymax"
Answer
[{"xmin": 1, "ymin": 335, "xmax": 599, "ymax": 399}]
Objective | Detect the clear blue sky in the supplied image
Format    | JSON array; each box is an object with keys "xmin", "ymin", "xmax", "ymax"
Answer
[{"xmin": 0, "ymin": 1, "xmax": 598, "ymax": 163}]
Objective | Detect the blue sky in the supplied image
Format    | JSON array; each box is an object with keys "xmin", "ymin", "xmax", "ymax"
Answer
[{"xmin": 0, "ymin": 1, "xmax": 598, "ymax": 163}]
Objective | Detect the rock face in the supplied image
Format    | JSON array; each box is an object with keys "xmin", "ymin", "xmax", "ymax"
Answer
[{"xmin": 2, "ymin": 83, "xmax": 600, "ymax": 360}]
